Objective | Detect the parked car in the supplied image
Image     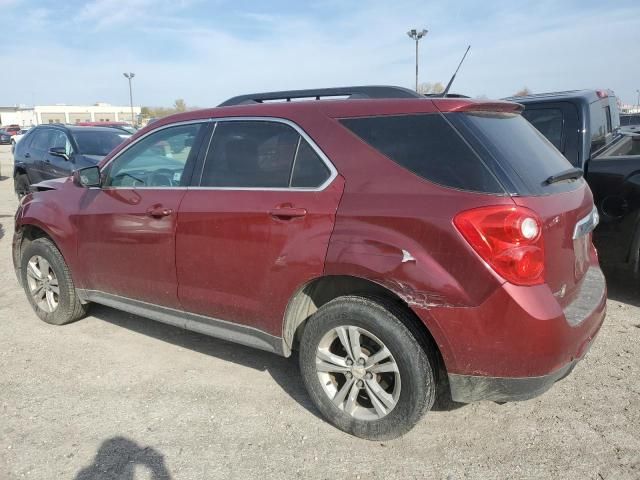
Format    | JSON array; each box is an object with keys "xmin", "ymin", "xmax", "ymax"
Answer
[
  {"xmin": 507, "ymin": 89, "xmax": 640, "ymax": 275},
  {"xmin": 10, "ymin": 127, "xmax": 31, "ymax": 153},
  {"xmin": 76, "ymin": 121, "xmax": 137, "ymax": 135},
  {"xmin": 12, "ymin": 124, "xmax": 130, "ymax": 197},
  {"xmin": 0, "ymin": 129, "xmax": 11, "ymax": 145},
  {"xmin": 12, "ymin": 86, "xmax": 606, "ymax": 439},
  {"xmin": 2, "ymin": 125, "xmax": 21, "ymax": 136}
]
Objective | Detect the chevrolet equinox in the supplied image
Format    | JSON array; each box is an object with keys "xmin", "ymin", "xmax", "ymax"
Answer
[{"xmin": 13, "ymin": 86, "xmax": 606, "ymax": 439}]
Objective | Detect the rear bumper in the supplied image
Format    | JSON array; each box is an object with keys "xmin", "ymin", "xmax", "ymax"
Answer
[
  {"xmin": 416, "ymin": 266, "xmax": 606, "ymax": 402},
  {"xmin": 449, "ymin": 359, "xmax": 577, "ymax": 403}
]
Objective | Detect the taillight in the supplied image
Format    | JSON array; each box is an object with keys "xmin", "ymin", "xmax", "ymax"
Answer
[{"xmin": 454, "ymin": 205, "xmax": 544, "ymax": 286}]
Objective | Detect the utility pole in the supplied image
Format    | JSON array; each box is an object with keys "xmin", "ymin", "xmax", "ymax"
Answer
[
  {"xmin": 407, "ymin": 28, "xmax": 428, "ymax": 92},
  {"xmin": 123, "ymin": 72, "xmax": 136, "ymax": 126},
  {"xmin": 636, "ymin": 89, "xmax": 639, "ymax": 113}
]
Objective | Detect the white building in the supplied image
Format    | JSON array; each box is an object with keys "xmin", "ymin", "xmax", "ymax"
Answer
[{"xmin": 0, "ymin": 103, "xmax": 141, "ymax": 126}]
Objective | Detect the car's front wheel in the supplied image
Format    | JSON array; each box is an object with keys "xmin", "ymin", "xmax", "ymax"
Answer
[
  {"xmin": 14, "ymin": 173, "xmax": 30, "ymax": 198},
  {"xmin": 20, "ymin": 237, "xmax": 88, "ymax": 325},
  {"xmin": 299, "ymin": 296, "xmax": 436, "ymax": 440}
]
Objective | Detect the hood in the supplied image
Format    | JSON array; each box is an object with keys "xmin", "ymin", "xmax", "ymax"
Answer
[{"xmin": 29, "ymin": 176, "xmax": 71, "ymax": 192}]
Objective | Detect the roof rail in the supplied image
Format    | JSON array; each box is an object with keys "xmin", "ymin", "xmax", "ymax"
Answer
[{"xmin": 218, "ymin": 85, "xmax": 422, "ymax": 107}]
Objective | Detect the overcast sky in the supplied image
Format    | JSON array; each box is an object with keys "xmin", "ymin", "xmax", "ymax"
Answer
[{"xmin": 0, "ymin": 0, "xmax": 639, "ymax": 108}]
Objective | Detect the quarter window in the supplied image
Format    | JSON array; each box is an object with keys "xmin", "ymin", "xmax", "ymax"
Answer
[
  {"xmin": 200, "ymin": 121, "xmax": 330, "ymax": 189},
  {"xmin": 341, "ymin": 114, "xmax": 503, "ymax": 193},
  {"xmin": 104, "ymin": 123, "xmax": 203, "ymax": 187}
]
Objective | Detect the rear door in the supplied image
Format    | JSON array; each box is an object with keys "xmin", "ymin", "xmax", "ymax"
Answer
[
  {"xmin": 176, "ymin": 119, "xmax": 343, "ymax": 336},
  {"xmin": 24, "ymin": 128, "xmax": 54, "ymax": 183}
]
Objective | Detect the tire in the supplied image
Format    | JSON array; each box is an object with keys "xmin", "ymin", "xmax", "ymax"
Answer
[
  {"xmin": 299, "ymin": 295, "xmax": 436, "ymax": 440},
  {"xmin": 14, "ymin": 173, "xmax": 30, "ymax": 199},
  {"xmin": 20, "ymin": 237, "xmax": 88, "ymax": 325}
]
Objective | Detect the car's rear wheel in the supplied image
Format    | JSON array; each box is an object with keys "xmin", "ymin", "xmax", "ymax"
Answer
[
  {"xmin": 14, "ymin": 173, "xmax": 30, "ymax": 198},
  {"xmin": 299, "ymin": 296, "xmax": 436, "ymax": 440},
  {"xmin": 20, "ymin": 237, "xmax": 88, "ymax": 325}
]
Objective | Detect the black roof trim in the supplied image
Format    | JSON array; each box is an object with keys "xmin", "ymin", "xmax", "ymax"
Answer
[{"xmin": 218, "ymin": 85, "xmax": 423, "ymax": 107}]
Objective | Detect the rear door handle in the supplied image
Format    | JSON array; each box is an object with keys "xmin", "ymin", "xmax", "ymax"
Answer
[
  {"xmin": 268, "ymin": 207, "xmax": 307, "ymax": 219},
  {"xmin": 146, "ymin": 206, "xmax": 174, "ymax": 218},
  {"xmin": 24, "ymin": 153, "xmax": 30, "ymax": 158}
]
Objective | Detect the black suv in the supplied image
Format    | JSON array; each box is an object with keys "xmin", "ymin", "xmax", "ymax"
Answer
[{"xmin": 13, "ymin": 124, "xmax": 131, "ymax": 197}]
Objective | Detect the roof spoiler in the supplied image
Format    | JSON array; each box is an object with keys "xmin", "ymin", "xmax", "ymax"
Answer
[{"xmin": 435, "ymin": 100, "xmax": 524, "ymax": 114}]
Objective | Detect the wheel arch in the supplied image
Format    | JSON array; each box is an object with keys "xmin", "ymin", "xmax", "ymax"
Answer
[{"xmin": 281, "ymin": 274, "xmax": 448, "ymax": 375}]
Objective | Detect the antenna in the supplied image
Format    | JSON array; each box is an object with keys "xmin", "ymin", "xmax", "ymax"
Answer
[{"xmin": 441, "ymin": 45, "xmax": 471, "ymax": 97}]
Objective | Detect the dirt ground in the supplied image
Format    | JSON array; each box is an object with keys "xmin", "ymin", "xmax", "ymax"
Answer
[{"xmin": 0, "ymin": 144, "xmax": 639, "ymax": 479}]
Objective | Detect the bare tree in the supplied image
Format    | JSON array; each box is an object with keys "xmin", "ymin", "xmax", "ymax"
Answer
[
  {"xmin": 173, "ymin": 99, "xmax": 187, "ymax": 112},
  {"xmin": 417, "ymin": 82, "xmax": 445, "ymax": 95},
  {"xmin": 512, "ymin": 87, "xmax": 532, "ymax": 97}
]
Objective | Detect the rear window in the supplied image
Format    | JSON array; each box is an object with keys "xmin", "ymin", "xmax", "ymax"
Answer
[
  {"xmin": 448, "ymin": 112, "xmax": 583, "ymax": 195},
  {"xmin": 521, "ymin": 108, "xmax": 563, "ymax": 151},
  {"xmin": 340, "ymin": 114, "xmax": 504, "ymax": 194}
]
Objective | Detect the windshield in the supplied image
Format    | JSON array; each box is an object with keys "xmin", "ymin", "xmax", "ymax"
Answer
[
  {"xmin": 448, "ymin": 112, "xmax": 584, "ymax": 195},
  {"xmin": 72, "ymin": 130, "xmax": 130, "ymax": 156}
]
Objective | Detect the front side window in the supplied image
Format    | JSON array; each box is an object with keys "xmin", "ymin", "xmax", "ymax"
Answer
[
  {"xmin": 200, "ymin": 121, "xmax": 330, "ymax": 189},
  {"xmin": 50, "ymin": 131, "xmax": 73, "ymax": 155},
  {"xmin": 104, "ymin": 123, "xmax": 203, "ymax": 187}
]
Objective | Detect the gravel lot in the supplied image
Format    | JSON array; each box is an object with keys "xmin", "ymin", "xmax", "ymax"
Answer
[{"xmin": 0, "ymin": 144, "xmax": 639, "ymax": 479}]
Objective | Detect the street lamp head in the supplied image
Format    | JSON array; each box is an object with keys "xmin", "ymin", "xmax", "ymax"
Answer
[
  {"xmin": 407, "ymin": 28, "xmax": 428, "ymax": 40},
  {"xmin": 123, "ymin": 72, "xmax": 135, "ymax": 79}
]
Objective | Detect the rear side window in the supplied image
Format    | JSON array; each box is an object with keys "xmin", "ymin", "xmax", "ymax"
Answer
[
  {"xmin": 589, "ymin": 101, "xmax": 607, "ymax": 153},
  {"xmin": 448, "ymin": 112, "xmax": 582, "ymax": 195},
  {"xmin": 521, "ymin": 108, "xmax": 563, "ymax": 151},
  {"xmin": 340, "ymin": 114, "xmax": 504, "ymax": 194},
  {"xmin": 30, "ymin": 129, "xmax": 53, "ymax": 151},
  {"xmin": 200, "ymin": 121, "xmax": 331, "ymax": 189}
]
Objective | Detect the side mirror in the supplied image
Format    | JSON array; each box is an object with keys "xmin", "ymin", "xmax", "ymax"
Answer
[
  {"xmin": 49, "ymin": 146, "xmax": 70, "ymax": 161},
  {"xmin": 73, "ymin": 166, "xmax": 101, "ymax": 188}
]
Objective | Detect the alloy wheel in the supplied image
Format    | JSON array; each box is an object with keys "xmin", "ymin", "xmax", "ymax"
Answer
[
  {"xmin": 26, "ymin": 255, "xmax": 60, "ymax": 313},
  {"xmin": 315, "ymin": 325, "xmax": 401, "ymax": 420}
]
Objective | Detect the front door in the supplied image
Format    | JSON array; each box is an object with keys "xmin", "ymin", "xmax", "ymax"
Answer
[
  {"xmin": 76, "ymin": 121, "xmax": 208, "ymax": 308},
  {"xmin": 176, "ymin": 119, "xmax": 343, "ymax": 336},
  {"xmin": 41, "ymin": 130, "xmax": 75, "ymax": 179}
]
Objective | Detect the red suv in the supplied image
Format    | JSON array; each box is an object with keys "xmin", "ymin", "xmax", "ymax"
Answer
[{"xmin": 12, "ymin": 86, "xmax": 606, "ymax": 439}]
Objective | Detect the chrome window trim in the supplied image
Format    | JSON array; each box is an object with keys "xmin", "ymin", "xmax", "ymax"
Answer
[{"xmin": 100, "ymin": 116, "xmax": 338, "ymax": 192}]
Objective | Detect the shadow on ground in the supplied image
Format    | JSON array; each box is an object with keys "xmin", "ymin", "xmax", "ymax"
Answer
[
  {"xmin": 603, "ymin": 268, "xmax": 640, "ymax": 308},
  {"xmin": 75, "ymin": 436, "xmax": 172, "ymax": 480},
  {"xmin": 90, "ymin": 304, "xmax": 323, "ymax": 420},
  {"xmin": 90, "ymin": 303, "xmax": 465, "ymax": 420}
]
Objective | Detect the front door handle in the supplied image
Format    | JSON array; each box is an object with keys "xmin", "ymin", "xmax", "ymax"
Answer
[
  {"xmin": 24, "ymin": 153, "xmax": 30, "ymax": 158},
  {"xmin": 268, "ymin": 207, "xmax": 307, "ymax": 220},
  {"xmin": 146, "ymin": 206, "xmax": 174, "ymax": 218}
]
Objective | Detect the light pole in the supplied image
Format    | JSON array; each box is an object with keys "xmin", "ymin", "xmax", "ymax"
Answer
[
  {"xmin": 407, "ymin": 28, "xmax": 428, "ymax": 92},
  {"xmin": 636, "ymin": 89, "xmax": 639, "ymax": 113},
  {"xmin": 123, "ymin": 72, "xmax": 136, "ymax": 126}
]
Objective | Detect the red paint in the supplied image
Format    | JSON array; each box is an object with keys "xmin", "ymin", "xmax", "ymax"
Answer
[{"xmin": 15, "ymin": 95, "xmax": 606, "ymax": 385}]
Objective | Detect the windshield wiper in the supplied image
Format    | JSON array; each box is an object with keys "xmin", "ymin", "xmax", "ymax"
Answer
[{"xmin": 544, "ymin": 167, "xmax": 583, "ymax": 185}]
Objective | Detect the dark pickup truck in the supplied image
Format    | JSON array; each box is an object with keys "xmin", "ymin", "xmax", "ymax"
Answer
[{"xmin": 506, "ymin": 90, "xmax": 640, "ymax": 275}]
